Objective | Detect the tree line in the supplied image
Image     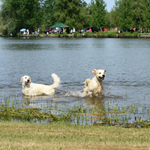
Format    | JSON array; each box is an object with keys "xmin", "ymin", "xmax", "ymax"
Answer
[
  {"xmin": 0, "ymin": 0, "xmax": 150, "ymax": 35},
  {"xmin": 110, "ymin": 0, "xmax": 150, "ymax": 32}
]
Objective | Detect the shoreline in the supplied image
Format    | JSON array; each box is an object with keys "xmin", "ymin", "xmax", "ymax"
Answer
[
  {"xmin": 1, "ymin": 34, "xmax": 150, "ymax": 38},
  {"xmin": 22, "ymin": 34, "xmax": 150, "ymax": 38}
]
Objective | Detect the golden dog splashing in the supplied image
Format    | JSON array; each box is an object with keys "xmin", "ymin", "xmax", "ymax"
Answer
[{"xmin": 83, "ymin": 69, "xmax": 106, "ymax": 97}]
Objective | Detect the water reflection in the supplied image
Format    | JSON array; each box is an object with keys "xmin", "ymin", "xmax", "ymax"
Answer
[
  {"xmin": 86, "ymin": 96, "xmax": 104, "ymax": 109},
  {"xmin": 3, "ymin": 43, "xmax": 53, "ymax": 51},
  {"xmin": 22, "ymin": 95, "xmax": 52, "ymax": 102},
  {"xmin": 22, "ymin": 95, "xmax": 62, "ymax": 106}
]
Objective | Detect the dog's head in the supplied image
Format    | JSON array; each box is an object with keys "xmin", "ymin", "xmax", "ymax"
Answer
[
  {"xmin": 91, "ymin": 69, "xmax": 106, "ymax": 81},
  {"xmin": 20, "ymin": 75, "xmax": 31, "ymax": 87}
]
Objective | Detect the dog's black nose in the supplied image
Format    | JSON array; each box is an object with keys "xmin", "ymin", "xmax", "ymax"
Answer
[
  {"xmin": 27, "ymin": 79, "xmax": 30, "ymax": 82},
  {"xmin": 103, "ymin": 75, "xmax": 105, "ymax": 78}
]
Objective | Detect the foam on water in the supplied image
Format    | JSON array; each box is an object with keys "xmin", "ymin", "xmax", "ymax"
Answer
[
  {"xmin": 62, "ymin": 86, "xmax": 115, "ymax": 98},
  {"xmin": 64, "ymin": 90, "xmax": 84, "ymax": 97}
]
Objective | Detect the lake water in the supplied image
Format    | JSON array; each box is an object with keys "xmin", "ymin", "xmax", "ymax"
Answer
[{"xmin": 0, "ymin": 37, "xmax": 150, "ymax": 123}]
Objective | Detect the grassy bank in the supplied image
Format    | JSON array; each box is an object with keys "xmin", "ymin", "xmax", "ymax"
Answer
[{"xmin": 0, "ymin": 121, "xmax": 150, "ymax": 150}]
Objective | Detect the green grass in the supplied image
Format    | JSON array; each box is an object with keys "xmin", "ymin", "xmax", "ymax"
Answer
[
  {"xmin": 118, "ymin": 31, "xmax": 140, "ymax": 37},
  {"xmin": 0, "ymin": 121, "xmax": 150, "ymax": 150}
]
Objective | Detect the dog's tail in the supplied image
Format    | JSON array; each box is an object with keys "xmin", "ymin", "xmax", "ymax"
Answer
[
  {"xmin": 84, "ymin": 78, "xmax": 91, "ymax": 88},
  {"xmin": 51, "ymin": 73, "xmax": 61, "ymax": 89}
]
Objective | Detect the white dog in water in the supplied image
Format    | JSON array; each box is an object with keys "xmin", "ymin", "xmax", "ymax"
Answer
[
  {"xmin": 83, "ymin": 69, "xmax": 106, "ymax": 97},
  {"xmin": 20, "ymin": 74, "xmax": 60, "ymax": 96}
]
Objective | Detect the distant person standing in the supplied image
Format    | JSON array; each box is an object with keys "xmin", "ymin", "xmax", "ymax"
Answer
[
  {"xmin": 70, "ymin": 29, "xmax": 73, "ymax": 34},
  {"xmin": 73, "ymin": 28, "xmax": 75, "ymax": 34},
  {"xmin": 27, "ymin": 29, "xmax": 29, "ymax": 35},
  {"xmin": 38, "ymin": 28, "xmax": 40, "ymax": 34},
  {"xmin": 63, "ymin": 28, "xmax": 66, "ymax": 33},
  {"xmin": 89, "ymin": 28, "xmax": 92, "ymax": 32}
]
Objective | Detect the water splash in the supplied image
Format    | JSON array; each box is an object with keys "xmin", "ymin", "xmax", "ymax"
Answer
[{"xmin": 64, "ymin": 90, "xmax": 84, "ymax": 97}]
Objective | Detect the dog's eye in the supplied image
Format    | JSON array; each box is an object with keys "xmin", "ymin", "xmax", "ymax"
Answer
[
  {"xmin": 25, "ymin": 77, "xmax": 27, "ymax": 79},
  {"xmin": 99, "ymin": 72, "xmax": 101, "ymax": 74}
]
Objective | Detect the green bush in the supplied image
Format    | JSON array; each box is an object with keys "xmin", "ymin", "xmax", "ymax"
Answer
[
  {"xmin": 119, "ymin": 31, "xmax": 140, "ymax": 37},
  {"xmin": 2, "ymin": 28, "xmax": 8, "ymax": 35},
  {"xmin": 84, "ymin": 32, "xmax": 94, "ymax": 36},
  {"xmin": 0, "ymin": 26, "xmax": 3, "ymax": 34},
  {"xmin": 107, "ymin": 31, "xmax": 118, "ymax": 37},
  {"xmin": 96, "ymin": 31, "xmax": 101, "ymax": 36},
  {"xmin": 132, "ymin": 31, "xmax": 140, "ymax": 36},
  {"xmin": 73, "ymin": 32, "xmax": 82, "ymax": 38},
  {"xmin": 73, "ymin": 32, "xmax": 78, "ymax": 36}
]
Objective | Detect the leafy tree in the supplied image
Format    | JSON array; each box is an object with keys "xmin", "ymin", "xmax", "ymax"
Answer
[
  {"xmin": 118, "ymin": 0, "xmax": 134, "ymax": 30},
  {"xmin": 0, "ymin": 0, "xmax": 43, "ymax": 35},
  {"xmin": 80, "ymin": 3, "xmax": 91, "ymax": 28},
  {"xmin": 90, "ymin": 0, "xmax": 107, "ymax": 29},
  {"xmin": 105, "ymin": 12, "xmax": 111, "ymax": 29},
  {"xmin": 54, "ymin": 0, "xmax": 88, "ymax": 30},
  {"xmin": 110, "ymin": 0, "xmax": 122, "ymax": 29},
  {"xmin": 141, "ymin": 0, "xmax": 150, "ymax": 31},
  {"xmin": 132, "ymin": 0, "xmax": 145, "ymax": 29},
  {"xmin": 110, "ymin": 0, "xmax": 150, "ymax": 31},
  {"xmin": 43, "ymin": 0, "xmax": 58, "ymax": 29}
]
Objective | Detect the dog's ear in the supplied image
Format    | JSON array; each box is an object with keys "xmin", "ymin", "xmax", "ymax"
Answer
[
  {"xmin": 91, "ymin": 69, "xmax": 97, "ymax": 74},
  {"xmin": 20, "ymin": 77, "xmax": 23, "ymax": 83},
  {"xmin": 29, "ymin": 77, "xmax": 31, "ymax": 83},
  {"xmin": 104, "ymin": 70, "xmax": 106, "ymax": 72}
]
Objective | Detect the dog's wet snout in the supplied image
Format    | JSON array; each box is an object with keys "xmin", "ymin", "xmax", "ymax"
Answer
[
  {"xmin": 103, "ymin": 75, "xmax": 105, "ymax": 78},
  {"xmin": 27, "ymin": 79, "xmax": 30, "ymax": 82}
]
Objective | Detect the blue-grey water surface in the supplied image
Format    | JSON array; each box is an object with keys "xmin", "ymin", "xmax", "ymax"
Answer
[{"xmin": 0, "ymin": 37, "xmax": 150, "ymax": 122}]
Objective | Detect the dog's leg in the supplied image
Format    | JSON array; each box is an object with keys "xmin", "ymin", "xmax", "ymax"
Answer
[
  {"xmin": 94, "ymin": 87, "xmax": 102, "ymax": 97},
  {"xmin": 82, "ymin": 87, "xmax": 88, "ymax": 97},
  {"xmin": 88, "ymin": 91, "xmax": 93, "ymax": 97},
  {"xmin": 84, "ymin": 78, "xmax": 91, "ymax": 88}
]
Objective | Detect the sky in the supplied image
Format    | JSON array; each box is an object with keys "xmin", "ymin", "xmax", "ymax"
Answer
[{"xmin": 85, "ymin": 0, "xmax": 115, "ymax": 12}]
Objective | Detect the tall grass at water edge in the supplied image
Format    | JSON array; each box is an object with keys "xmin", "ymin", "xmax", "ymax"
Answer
[{"xmin": 0, "ymin": 95, "xmax": 150, "ymax": 128}]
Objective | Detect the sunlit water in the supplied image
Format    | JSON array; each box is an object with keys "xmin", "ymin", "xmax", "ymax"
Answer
[{"xmin": 0, "ymin": 37, "xmax": 150, "ymax": 123}]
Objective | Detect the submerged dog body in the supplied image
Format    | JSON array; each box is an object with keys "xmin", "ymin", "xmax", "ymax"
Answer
[
  {"xmin": 83, "ymin": 69, "xmax": 106, "ymax": 97},
  {"xmin": 20, "ymin": 74, "xmax": 60, "ymax": 96}
]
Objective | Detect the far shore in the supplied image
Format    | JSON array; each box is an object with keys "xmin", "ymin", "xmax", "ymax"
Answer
[
  {"xmin": 1, "ymin": 32, "xmax": 150, "ymax": 38},
  {"xmin": 18, "ymin": 34, "xmax": 150, "ymax": 38}
]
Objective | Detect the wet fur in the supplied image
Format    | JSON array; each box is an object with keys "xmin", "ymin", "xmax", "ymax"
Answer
[
  {"xmin": 20, "ymin": 74, "xmax": 61, "ymax": 96},
  {"xmin": 83, "ymin": 69, "xmax": 106, "ymax": 97}
]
